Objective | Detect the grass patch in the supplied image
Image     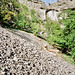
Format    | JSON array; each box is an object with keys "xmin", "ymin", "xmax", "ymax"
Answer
[{"xmin": 62, "ymin": 54, "xmax": 75, "ymax": 65}]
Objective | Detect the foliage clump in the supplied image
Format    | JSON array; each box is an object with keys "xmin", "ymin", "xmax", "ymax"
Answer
[
  {"xmin": 45, "ymin": 18, "xmax": 61, "ymax": 45},
  {"xmin": 0, "ymin": 0, "xmax": 41, "ymax": 34},
  {"xmin": 45, "ymin": 9, "xmax": 75, "ymax": 61},
  {"xmin": 0, "ymin": 0, "xmax": 20, "ymax": 26},
  {"xmin": 58, "ymin": 9, "xmax": 75, "ymax": 61}
]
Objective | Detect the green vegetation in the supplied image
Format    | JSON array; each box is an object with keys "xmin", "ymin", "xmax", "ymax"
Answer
[
  {"xmin": 0, "ymin": 0, "xmax": 41, "ymax": 34},
  {"xmin": 45, "ymin": 9, "xmax": 75, "ymax": 61},
  {"xmin": 62, "ymin": 54, "xmax": 75, "ymax": 65},
  {"xmin": 58, "ymin": 9, "xmax": 75, "ymax": 61},
  {"xmin": 0, "ymin": 0, "xmax": 20, "ymax": 26},
  {"xmin": 0, "ymin": 0, "xmax": 75, "ymax": 62},
  {"xmin": 45, "ymin": 18, "xmax": 62, "ymax": 45}
]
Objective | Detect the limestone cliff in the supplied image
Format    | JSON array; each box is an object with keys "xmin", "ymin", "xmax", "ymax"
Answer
[
  {"xmin": 48, "ymin": 0, "xmax": 75, "ymax": 11},
  {"xmin": 27, "ymin": 0, "xmax": 41, "ymax": 3},
  {"xmin": 47, "ymin": 0, "xmax": 75, "ymax": 21},
  {"xmin": 19, "ymin": 0, "xmax": 75, "ymax": 21},
  {"xmin": 19, "ymin": 0, "xmax": 47, "ymax": 20}
]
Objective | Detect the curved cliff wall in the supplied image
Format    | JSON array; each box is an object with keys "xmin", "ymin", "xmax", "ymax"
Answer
[{"xmin": 46, "ymin": 10, "xmax": 60, "ymax": 21}]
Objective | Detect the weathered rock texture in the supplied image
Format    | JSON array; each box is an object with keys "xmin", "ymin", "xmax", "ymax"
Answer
[
  {"xmin": 47, "ymin": 0, "xmax": 75, "ymax": 21},
  {"xmin": 0, "ymin": 26, "xmax": 75, "ymax": 75},
  {"xmin": 19, "ymin": 0, "xmax": 75, "ymax": 21},
  {"xmin": 48, "ymin": 0, "xmax": 75, "ymax": 10},
  {"xmin": 46, "ymin": 9, "xmax": 60, "ymax": 21},
  {"xmin": 19, "ymin": 0, "xmax": 47, "ymax": 20}
]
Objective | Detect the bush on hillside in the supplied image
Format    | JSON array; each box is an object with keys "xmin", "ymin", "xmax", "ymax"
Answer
[
  {"xmin": 45, "ymin": 18, "xmax": 61, "ymax": 45},
  {"xmin": 0, "ymin": 0, "xmax": 20, "ymax": 26},
  {"xmin": 0, "ymin": 0, "xmax": 41, "ymax": 34},
  {"xmin": 58, "ymin": 9, "xmax": 75, "ymax": 61},
  {"xmin": 45, "ymin": 9, "xmax": 75, "ymax": 61}
]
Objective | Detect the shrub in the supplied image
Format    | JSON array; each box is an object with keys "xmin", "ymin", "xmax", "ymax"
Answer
[
  {"xmin": 30, "ymin": 9, "xmax": 36, "ymax": 16},
  {"xmin": 58, "ymin": 9, "xmax": 75, "ymax": 60},
  {"xmin": 0, "ymin": 0, "xmax": 20, "ymax": 26},
  {"xmin": 45, "ymin": 18, "xmax": 61, "ymax": 45}
]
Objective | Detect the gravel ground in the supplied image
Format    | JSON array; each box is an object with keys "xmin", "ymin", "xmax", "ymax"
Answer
[{"xmin": 0, "ymin": 26, "xmax": 75, "ymax": 75}]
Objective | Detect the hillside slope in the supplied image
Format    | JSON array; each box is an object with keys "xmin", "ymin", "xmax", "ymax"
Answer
[{"xmin": 0, "ymin": 26, "xmax": 75, "ymax": 75}]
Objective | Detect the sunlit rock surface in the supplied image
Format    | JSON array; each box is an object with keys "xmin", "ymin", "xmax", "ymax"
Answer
[{"xmin": 0, "ymin": 26, "xmax": 75, "ymax": 75}]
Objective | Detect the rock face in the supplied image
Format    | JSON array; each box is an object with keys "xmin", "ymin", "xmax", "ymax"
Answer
[
  {"xmin": 0, "ymin": 26, "xmax": 75, "ymax": 75},
  {"xmin": 38, "ymin": 9, "xmax": 46, "ymax": 20},
  {"xmin": 46, "ymin": 10, "xmax": 59, "ymax": 21},
  {"xmin": 48, "ymin": 0, "xmax": 75, "ymax": 11},
  {"xmin": 19, "ymin": 0, "xmax": 47, "ymax": 20},
  {"xmin": 47, "ymin": 0, "xmax": 75, "ymax": 21},
  {"xmin": 19, "ymin": 0, "xmax": 75, "ymax": 21}
]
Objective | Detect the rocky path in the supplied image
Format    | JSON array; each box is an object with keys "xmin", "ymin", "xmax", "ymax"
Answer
[{"xmin": 0, "ymin": 26, "xmax": 75, "ymax": 75}]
